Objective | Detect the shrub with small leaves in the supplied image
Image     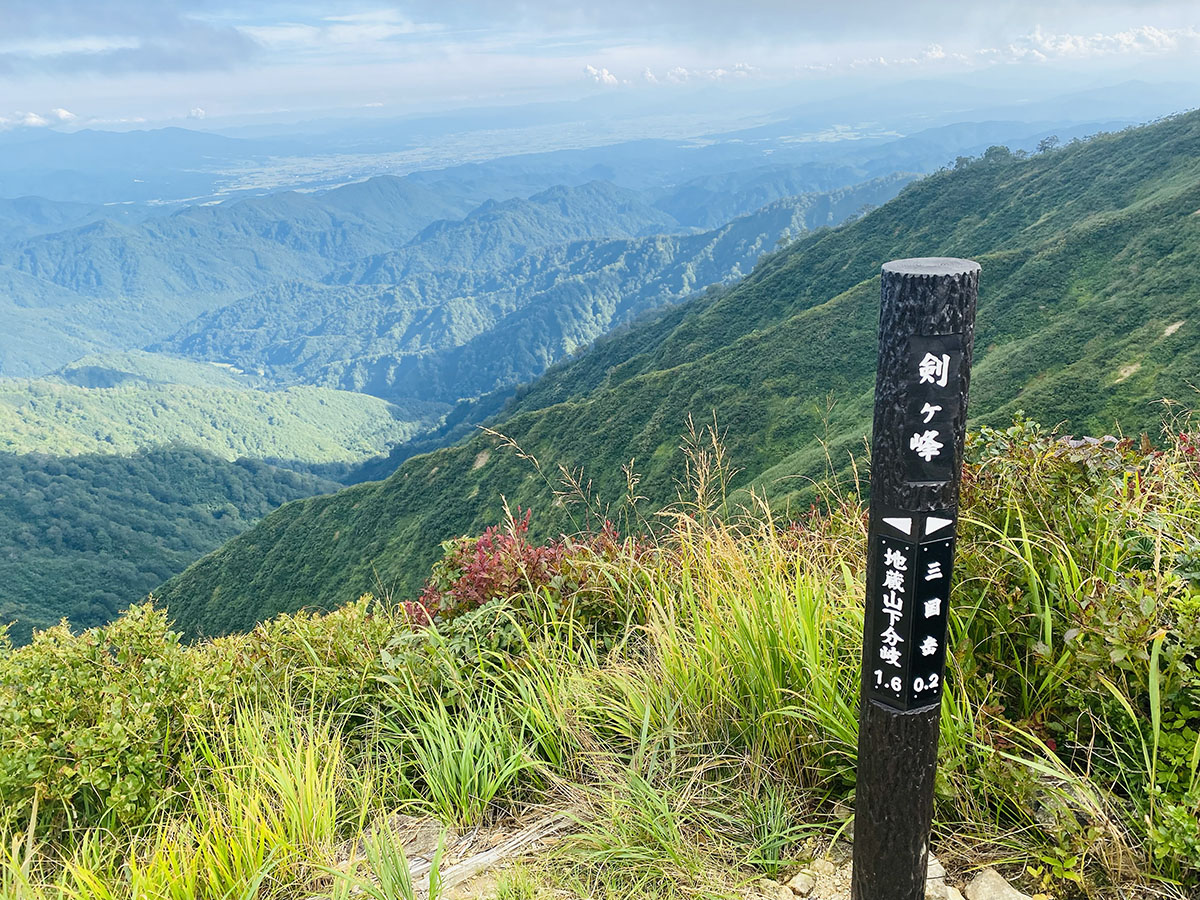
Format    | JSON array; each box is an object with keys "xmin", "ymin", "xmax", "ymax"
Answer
[
  {"xmin": 418, "ymin": 509, "xmax": 651, "ymax": 636},
  {"xmin": 0, "ymin": 603, "xmax": 211, "ymax": 831},
  {"xmin": 205, "ymin": 595, "xmax": 398, "ymax": 717}
]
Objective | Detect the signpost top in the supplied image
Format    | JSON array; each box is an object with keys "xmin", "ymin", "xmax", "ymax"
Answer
[{"xmin": 882, "ymin": 257, "xmax": 981, "ymax": 277}]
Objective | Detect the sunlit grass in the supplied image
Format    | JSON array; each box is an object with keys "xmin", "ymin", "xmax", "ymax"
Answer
[{"xmin": 2, "ymin": 421, "xmax": 1198, "ymax": 898}]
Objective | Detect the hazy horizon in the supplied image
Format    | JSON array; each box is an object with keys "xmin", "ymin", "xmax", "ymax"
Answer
[{"xmin": 3, "ymin": 1, "xmax": 1200, "ymax": 135}]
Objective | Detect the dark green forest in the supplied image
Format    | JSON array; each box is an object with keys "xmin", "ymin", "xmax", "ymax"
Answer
[
  {"xmin": 158, "ymin": 112, "xmax": 1200, "ymax": 637},
  {"xmin": 0, "ymin": 447, "xmax": 337, "ymax": 643}
]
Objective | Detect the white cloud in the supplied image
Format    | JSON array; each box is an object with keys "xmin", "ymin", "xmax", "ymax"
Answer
[
  {"xmin": 240, "ymin": 11, "xmax": 440, "ymax": 53},
  {"xmin": 323, "ymin": 10, "xmax": 417, "ymax": 25},
  {"xmin": 584, "ymin": 64, "xmax": 619, "ymax": 86},
  {"xmin": 1006, "ymin": 24, "xmax": 1200, "ymax": 60},
  {"xmin": 188, "ymin": 107, "xmax": 206, "ymax": 119},
  {"xmin": 839, "ymin": 24, "xmax": 1200, "ymax": 73},
  {"xmin": 0, "ymin": 36, "xmax": 142, "ymax": 56},
  {"xmin": 0, "ymin": 108, "xmax": 78, "ymax": 129},
  {"xmin": 7, "ymin": 2, "xmax": 1200, "ymax": 129},
  {"xmin": 0, "ymin": 1, "xmax": 260, "ymax": 75},
  {"xmin": 660, "ymin": 63, "xmax": 757, "ymax": 83}
]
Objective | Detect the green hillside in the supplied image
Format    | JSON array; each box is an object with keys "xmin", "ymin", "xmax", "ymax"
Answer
[
  {"xmin": 158, "ymin": 177, "xmax": 913, "ymax": 404},
  {"xmin": 0, "ymin": 352, "xmax": 437, "ymax": 464},
  {"xmin": 158, "ymin": 113, "xmax": 1200, "ymax": 637},
  {"xmin": 332, "ymin": 181, "xmax": 683, "ymax": 284},
  {"xmin": 0, "ymin": 352, "xmax": 441, "ymax": 640},
  {"xmin": 0, "ymin": 447, "xmax": 338, "ymax": 643},
  {"xmin": 0, "ymin": 176, "xmax": 480, "ymax": 376}
]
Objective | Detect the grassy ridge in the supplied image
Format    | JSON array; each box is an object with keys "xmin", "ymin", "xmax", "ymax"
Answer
[
  {"xmin": 157, "ymin": 113, "xmax": 1200, "ymax": 637},
  {"xmin": 3, "ymin": 426, "xmax": 1198, "ymax": 897}
]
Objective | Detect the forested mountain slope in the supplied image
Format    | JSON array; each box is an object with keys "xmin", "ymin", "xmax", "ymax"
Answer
[
  {"xmin": 0, "ymin": 176, "xmax": 469, "ymax": 299},
  {"xmin": 158, "ymin": 176, "xmax": 913, "ymax": 403},
  {"xmin": 0, "ymin": 178, "xmax": 693, "ymax": 378},
  {"xmin": 0, "ymin": 196, "xmax": 153, "ymax": 242},
  {"xmin": 331, "ymin": 181, "xmax": 681, "ymax": 283},
  {"xmin": 0, "ymin": 353, "xmax": 435, "ymax": 464},
  {"xmin": 0, "ymin": 351, "xmax": 438, "ymax": 642},
  {"xmin": 0, "ymin": 174, "xmax": 910, "ymax": 637},
  {"xmin": 156, "ymin": 113, "xmax": 1200, "ymax": 638},
  {"xmin": 0, "ymin": 117, "xmax": 1093, "ymax": 379},
  {"xmin": 0, "ymin": 176, "xmax": 481, "ymax": 375},
  {"xmin": 0, "ymin": 447, "xmax": 338, "ymax": 644}
]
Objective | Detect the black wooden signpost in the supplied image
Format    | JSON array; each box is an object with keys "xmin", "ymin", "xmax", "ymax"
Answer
[{"xmin": 851, "ymin": 258, "xmax": 979, "ymax": 900}]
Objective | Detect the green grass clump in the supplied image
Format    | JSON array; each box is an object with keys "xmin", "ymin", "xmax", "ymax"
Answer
[{"xmin": 1, "ymin": 421, "xmax": 1198, "ymax": 898}]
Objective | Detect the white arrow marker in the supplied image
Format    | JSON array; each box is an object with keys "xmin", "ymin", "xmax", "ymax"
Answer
[
  {"xmin": 925, "ymin": 516, "xmax": 954, "ymax": 536},
  {"xmin": 883, "ymin": 516, "xmax": 913, "ymax": 535}
]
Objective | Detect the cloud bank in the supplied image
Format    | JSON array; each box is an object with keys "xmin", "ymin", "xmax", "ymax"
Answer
[{"xmin": 0, "ymin": 0, "xmax": 260, "ymax": 74}]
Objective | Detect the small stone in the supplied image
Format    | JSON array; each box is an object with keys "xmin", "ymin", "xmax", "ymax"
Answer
[
  {"xmin": 786, "ymin": 872, "xmax": 816, "ymax": 896},
  {"xmin": 945, "ymin": 889, "xmax": 966, "ymax": 900},
  {"xmin": 925, "ymin": 853, "xmax": 948, "ymax": 899},
  {"xmin": 926, "ymin": 854, "xmax": 946, "ymax": 880},
  {"xmin": 811, "ymin": 858, "xmax": 837, "ymax": 876},
  {"xmin": 965, "ymin": 868, "xmax": 1032, "ymax": 900},
  {"xmin": 759, "ymin": 878, "xmax": 793, "ymax": 900}
]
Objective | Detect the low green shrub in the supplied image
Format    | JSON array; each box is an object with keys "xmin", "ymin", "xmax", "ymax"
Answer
[{"xmin": 0, "ymin": 604, "xmax": 216, "ymax": 831}]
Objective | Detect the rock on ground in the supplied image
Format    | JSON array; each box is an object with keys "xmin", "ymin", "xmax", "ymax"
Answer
[
  {"xmin": 786, "ymin": 872, "xmax": 816, "ymax": 896},
  {"xmin": 965, "ymin": 868, "xmax": 1033, "ymax": 900}
]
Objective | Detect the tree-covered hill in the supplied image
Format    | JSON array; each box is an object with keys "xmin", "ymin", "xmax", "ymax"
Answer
[
  {"xmin": 0, "ymin": 195, "xmax": 154, "ymax": 242},
  {"xmin": 0, "ymin": 351, "xmax": 443, "ymax": 640},
  {"xmin": 328, "ymin": 181, "xmax": 684, "ymax": 285},
  {"xmin": 0, "ymin": 178, "xmax": 694, "ymax": 378},
  {"xmin": 158, "ymin": 176, "xmax": 914, "ymax": 404},
  {"xmin": 0, "ymin": 447, "xmax": 339, "ymax": 644},
  {"xmin": 157, "ymin": 112, "xmax": 1200, "ymax": 638},
  {"xmin": 0, "ymin": 353, "xmax": 437, "ymax": 464},
  {"xmin": 0, "ymin": 266, "xmax": 117, "ymax": 377},
  {"xmin": 0, "ymin": 175, "xmax": 483, "ymax": 376},
  {"xmin": 0, "ymin": 179, "xmax": 453, "ymax": 303},
  {"xmin": 0, "ymin": 172, "xmax": 910, "ymax": 639}
]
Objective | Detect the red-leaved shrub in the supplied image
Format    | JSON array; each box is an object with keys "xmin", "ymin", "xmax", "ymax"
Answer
[{"xmin": 415, "ymin": 509, "xmax": 649, "ymax": 632}]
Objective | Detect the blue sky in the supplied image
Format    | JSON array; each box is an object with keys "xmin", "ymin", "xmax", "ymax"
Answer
[{"xmin": 3, "ymin": 1, "xmax": 1200, "ymax": 129}]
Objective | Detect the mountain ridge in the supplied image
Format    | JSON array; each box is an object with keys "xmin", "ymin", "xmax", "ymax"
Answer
[
  {"xmin": 154, "ymin": 113, "xmax": 1200, "ymax": 638},
  {"xmin": 156, "ymin": 176, "xmax": 914, "ymax": 404}
]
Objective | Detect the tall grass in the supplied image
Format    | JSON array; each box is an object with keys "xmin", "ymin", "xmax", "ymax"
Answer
[{"xmin": 2, "ymin": 420, "xmax": 1198, "ymax": 898}]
